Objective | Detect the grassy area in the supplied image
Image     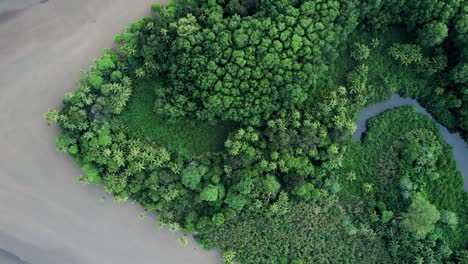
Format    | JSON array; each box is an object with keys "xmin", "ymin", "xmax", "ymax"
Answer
[
  {"xmin": 325, "ymin": 26, "xmax": 428, "ymax": 105},
  {"xmin": 117, "ymin": 79, "xmax": 234, "ymax": 158}
]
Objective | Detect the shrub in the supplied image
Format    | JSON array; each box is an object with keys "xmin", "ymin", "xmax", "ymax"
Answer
[
  {"xmin": 351, "ymin": 43, "xmax": 370, "ymax": 61},
  {"xmin": 417, "ymin": 21, "xmax": 448, "ymax": 47},
  {"xmin": 388, "ymin": 43, "xmax": 424, "ymax": 66}
]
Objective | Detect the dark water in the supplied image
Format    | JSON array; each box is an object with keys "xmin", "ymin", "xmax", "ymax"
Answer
[{"xmin": 353, "ymin": 94, "xmax": 468, "ymax": 191}]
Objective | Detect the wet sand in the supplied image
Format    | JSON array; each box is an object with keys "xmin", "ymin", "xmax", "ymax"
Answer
[
  {"xmin": 0, "ymin": 1, "xmax": 220, "ymax": 263},
  {"xmin": 0, "ymin": 0, "xmax": 44, "ymax": 13},
  {"xmin": 0, "ymin": 247, "xmax": 30, "ymax": 264}
]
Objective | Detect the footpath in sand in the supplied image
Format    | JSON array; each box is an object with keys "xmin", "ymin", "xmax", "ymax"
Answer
[{"xmin": 0, "ymin": 1, "xmax": 220, "ymax": 263}]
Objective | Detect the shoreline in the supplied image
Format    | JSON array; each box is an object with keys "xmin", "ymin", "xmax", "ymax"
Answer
[
  {"xmin": 0, "ymin": 0, "xmax": 219, "ymax": 263},
  {"xmin": 354, "ymin": 94, "xmax": 468, "ymax": 191}
]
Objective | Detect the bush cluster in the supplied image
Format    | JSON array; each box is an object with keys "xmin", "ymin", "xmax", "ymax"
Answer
[{"xmin": 46, "ymin": 0, "xmax": 468, "ymax": 263}]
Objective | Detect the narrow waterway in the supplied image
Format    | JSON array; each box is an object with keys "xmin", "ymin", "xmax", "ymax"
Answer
[{"xmin": 353, "ymin": 94, "xmax": 468, "ymax": 191}]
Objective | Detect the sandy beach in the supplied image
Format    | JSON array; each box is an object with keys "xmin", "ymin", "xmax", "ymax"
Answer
[{"xmin": 0, "ymin": 0, "xmax": 220, "ymax": 263}]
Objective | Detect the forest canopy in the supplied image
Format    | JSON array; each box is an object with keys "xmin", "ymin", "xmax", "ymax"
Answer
[{"xmin": 46, "ymin": 0, "xmax": 468, "ymax": 263}]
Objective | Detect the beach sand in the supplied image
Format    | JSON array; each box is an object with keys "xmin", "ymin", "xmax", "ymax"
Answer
[{"xmin": 0, "ymin": 1, "xmax": 220, "ymax": 263}]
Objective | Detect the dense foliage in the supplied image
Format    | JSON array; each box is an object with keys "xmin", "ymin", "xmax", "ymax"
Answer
[
  {"xmin": 197, "ymin": 197, "xmax": 390, "ymax": 263},
  {"xmin": 46, "ymin": 0, "xmax": 468, "ymax": 263},
  {"xmin": 338, "ymin": 107, "xmax": 467, "ymax": 263},
  {"xmin": 158, "ymin": 0, "xmax": 358, "ymax": 125}
]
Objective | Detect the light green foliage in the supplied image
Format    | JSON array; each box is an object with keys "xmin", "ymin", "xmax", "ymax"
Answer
[
  {"xmin": 110, "ymin": 70, "xmax": 122, "ymax": 82},
  {"xmin": 402, "ymin": 195, "xmax": 440, "ymax": 239},
  {"xmin": 290, "ymin": 259, "xmax": 304, "ymax": 264},
  {"xmin": 182, "ymin": 165, "xmax": 207, "ymax": 190},
  {"xmin": 179, "ymin": 235, "xmax": 189, "ymax": 247},
  {"xmin": 44, "ymin": 109, "xmax": 60, "ymax": 125},
  {"xmin": 263, "ymin": 175, "xmax": 280, "ymax": 195},
  {"xmin": 97, "ymin": 54, "xmax": 116, "ymax": 72},
  {"xmin": 173, "ymin": 13, "xmax": 199, "ymax": 37},
  {"xmin": 388, "ymin": 43, "xmax": 424, "ymax": 66},
  {"xmin": 362, "ymin": 183, "xmax": 373, "ymax": 193},
  {"xmin": 212, "ymin": 213, "xmax": 225, "ymax": 226},
  {"xmin": 381, "ymin": 210, "xmax": 394, "ymax": 223},
  {"xmin": 351, "ymin": 43, "xmax": 370, "ymax": 61},
  {"xmin": 200, "ymin": 185, "xmax": 219, "ymax": 201},
  {"xmin": 54, "ymin": 132, "xmax": 76, "ymax": 154},
  {"xmin": 417, "ymin": 21, "xmax": 448, "ymax": 47},
  {"xmin": 81, "ymin": 164, "xmax": 101, "ymax": 185},
  {"xmin": 440, "ymin": 210, "xmax": 458, "ymax": 228},
  {"xmin": 222, "ymin": 250, "xmax": 236, "ymax": 264},
  {"xmin": 88, "ymin": 74, "xmax": 103, "ymax": 89},
  {"xmin": 346, "ymin": 172, "xmax": 356, "ymax": 181},
  {"xmin": 224, "ymin": 193, "xmax": 246, "ymax": 211}
]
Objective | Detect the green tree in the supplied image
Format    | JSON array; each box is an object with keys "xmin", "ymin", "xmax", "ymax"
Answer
[
  {"xmin": 388, "ymin": 43, "xmax": 424, "ymax": 66},
  {"xmin": 263, "ymin": 175, "xmax": 281, "ymax": 194},
  {"xmin": 351, "ymin": 43, "xmax": 370, "ymax": 61},
  {"xmin": 381, "ymin": 210, "xmax": 394, "ymax": 223},
  {"xmin": 222, "ymin": 250, "xmax": 236, "ymax": 264},
  {"xmin": 225, "ymin": 192, "xmax": 246, "ymax": 210},
  {"xmin": 291, "ymin": 258, "xmax": 304, "ymax": 264},
  {"xmin": 401, "ymin": 196, "xmax": 440, "ymax": 239},
  {"xmin": 440, "ymin": 210, "xmax": 458, "ymax": 228},
  {"xmin": 88, "ymin": 73, "xmax": 103, "ymax": 89},
  {"xmin": 81, "ymin": 164, "xmax": 101, "ymax": 185},
  {"xmin": 450, "ymin": 63, "xmax": 468, "ymax": 84},
  {"xmin": 44, "ymin": 109, "xmax": 60, "ymax": 125},
  {"xmin": 200, "ymin": 185, "xmax": 219, "ymax": 201},
  {"xmin": 417, "ymin": 21, "xmax": 448, "ymax": 47},
  {"xmin": 182, "ymin": 165, "xmax": 207, "ymax": 190},
  {"xmin": 97, "ymin": 54, "xmax": 116, "ymax": 72}
]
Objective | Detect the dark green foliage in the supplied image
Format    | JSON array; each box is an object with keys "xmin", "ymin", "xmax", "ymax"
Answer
[
  {"xmin": 47, "ymin": 0, "xmax": 468, "ymax": 263},
  {"xmin": 154, "ymin": 0, "xmax": 359, "ymax": 125},
  {"xmin": 361, "ymin": 0, "xmax": 461, "ymax": 31},
  {"xmin": 197, "ymin": 197, "xmax": 391, "ymax": 264},
  {"xmin": 223, "ymin": 0, "xmax": 257, "ymax": 17}
]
